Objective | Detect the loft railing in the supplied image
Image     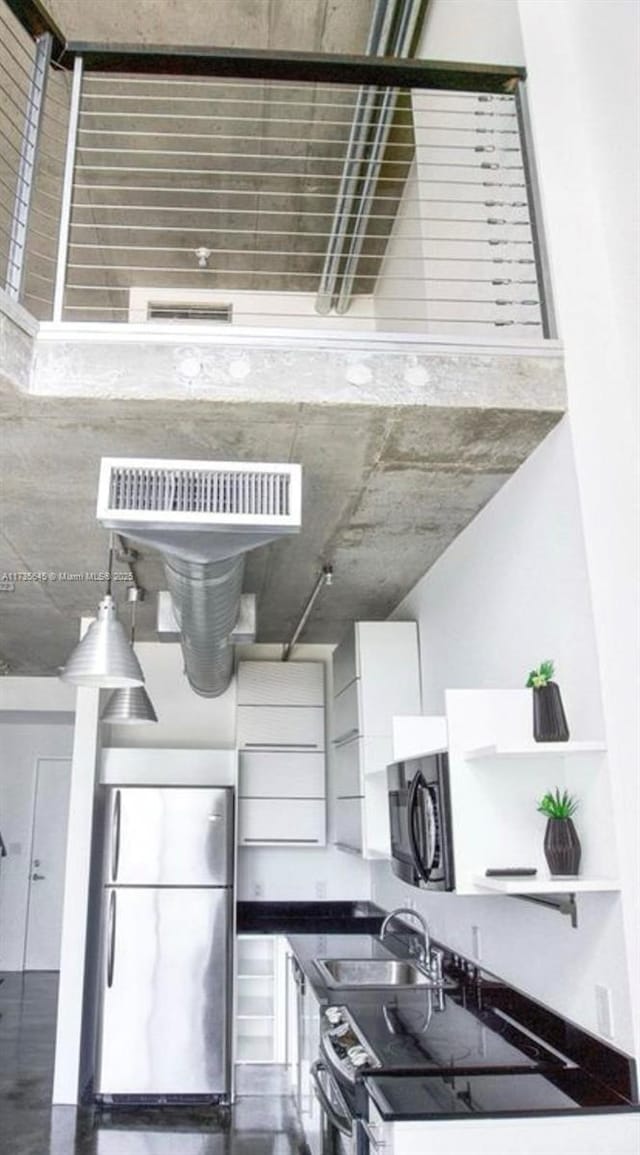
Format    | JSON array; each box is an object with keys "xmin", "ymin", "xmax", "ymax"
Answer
[{"xmin": 0, "ymin": 1, "xmax": 556, "ymax": 340}]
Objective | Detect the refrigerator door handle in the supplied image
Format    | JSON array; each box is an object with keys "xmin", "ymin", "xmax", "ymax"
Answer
[
  {"xmin": 107, "ymin": 890, "xmax": 117, "ymax": 989},
  {"xmin": 111, "ymin": 789, "xmax": 121, "ymax": 882}
]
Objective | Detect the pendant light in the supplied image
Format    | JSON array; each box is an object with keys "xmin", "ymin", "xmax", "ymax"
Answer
[
  {"xmin": 60, "ymin": 539, "xmax": 144, "ymax": 688},
  {"xmin": 101, "ymin": 586, "xmax": 157, "ymax": 724}
]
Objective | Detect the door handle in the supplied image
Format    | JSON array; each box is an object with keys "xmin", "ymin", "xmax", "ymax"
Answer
[
  {"xmin": 111, "ymin": 790, "xmax": 121, "ymax": 882},
  {"xmin": 32, "ymin": 873, "xmax": 46, "ymax": 881},
  {"xmin": 107, "ymin": 890, "xmax": 117, "ymax": 988}
]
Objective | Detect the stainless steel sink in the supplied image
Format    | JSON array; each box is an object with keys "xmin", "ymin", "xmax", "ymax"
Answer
[{"xmin": 315, "ymin": 957, "xmax": 438, "ymax": 989}]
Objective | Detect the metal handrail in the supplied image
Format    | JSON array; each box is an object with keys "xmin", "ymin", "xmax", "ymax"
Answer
[{"xmin": 0, "ymin": 0, "xmax": 554, "ymax": 339}]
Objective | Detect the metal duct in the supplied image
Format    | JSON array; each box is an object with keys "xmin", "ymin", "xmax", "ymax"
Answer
[
  {"xmin": 97, "ymin": 458, "xmax": 302, "ymax": 697},
  {"xmin": 315, "ymin": 0, "xmax": 427, "ymax": 315},
  {"xmin": 163, "ymin": 554, "xmax": 245, "ymax": 698}
]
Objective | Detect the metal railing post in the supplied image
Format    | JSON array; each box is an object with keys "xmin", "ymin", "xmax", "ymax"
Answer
[
  {"xmin": 514, "ymin": 79, "xmax": 557, "ymax": 340},
  {"xmin": 5, "ymin": 31, "xmax": 52, "ymax": 301},
  {"xmin": 52, "ymin": 54, "xmax": 83, "ymax": 322}
]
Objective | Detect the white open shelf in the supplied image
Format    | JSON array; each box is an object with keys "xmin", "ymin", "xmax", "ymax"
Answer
[
  {"xmin": 465, "ymin": 741, "xmax": 606, "ymax": 761},
  {"xmin": 473, "ymin": 873, "xmax": 620, "ymax": 894}
]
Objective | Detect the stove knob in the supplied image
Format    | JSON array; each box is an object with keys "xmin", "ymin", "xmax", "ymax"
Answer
[
  {"xmin": 348, "ymin": 1046, "xmax": 370, "ymax": 1069},
  {"xmin": 325, "ymin": 1007, "xmax": 344, "ymax": 1026}
]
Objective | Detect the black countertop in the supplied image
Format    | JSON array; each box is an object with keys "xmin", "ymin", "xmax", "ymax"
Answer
[{"xmin": 235, "ymin": 903, "xmax": 638, "ymax": 1119}]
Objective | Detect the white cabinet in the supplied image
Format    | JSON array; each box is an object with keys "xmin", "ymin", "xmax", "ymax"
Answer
[
  {"xmin": 238, "ymin": 798, "xmax": 325, "ymax": 846},
  {"xmin": 331, "ymin": 622, "xmax": 421, "ymax": 858},
  {"xmin": 367, "ymin": 1098, "xmax": 640, "ymax": 1155},
  {"xmin": 235, "ymin": 935, "xmax": 287, "ymax": 1063},
  {"xmin": 237, "ymin": 706, "xmax": 325, "ymax": 750},
  {"xmin": 237, "ymin": 660, "xmax": 326, "ymax": 848}
]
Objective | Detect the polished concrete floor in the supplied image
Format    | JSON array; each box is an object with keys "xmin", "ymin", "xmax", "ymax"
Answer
[{"xmin": 0, "ymin": 973, "xmax": 309, "ymax": 1155}]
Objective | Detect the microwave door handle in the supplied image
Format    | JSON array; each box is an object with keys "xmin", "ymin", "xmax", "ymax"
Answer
[
  {"xmin": 423, "ymin": 784, "xmax": 438, "ymax": 876},
  {"xmin": 408, "ymin": 772, "xmax": 431, "ymax": 883},
  {"xmin": 310, "ymin": 1061, "xmax": 353, "ymax": 1137}
]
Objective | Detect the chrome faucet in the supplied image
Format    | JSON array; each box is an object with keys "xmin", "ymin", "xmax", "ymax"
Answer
[{"xmin": 379, "ymin": 907, "xmax": 444, "ymax": 983}]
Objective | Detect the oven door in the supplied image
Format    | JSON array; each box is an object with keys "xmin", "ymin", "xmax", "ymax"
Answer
[{"xmin": 310, "ymin": 1059, "xmax": 359, "ymax": 1155}]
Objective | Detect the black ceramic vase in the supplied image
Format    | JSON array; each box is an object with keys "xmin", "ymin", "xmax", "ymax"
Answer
[
  {"xmin": 533, "ymin": 682, "xmax": 570, "ymax": 742},
  {"xmin": 544, "ymin": 817, "xmax": 581, "ymax": 876}
]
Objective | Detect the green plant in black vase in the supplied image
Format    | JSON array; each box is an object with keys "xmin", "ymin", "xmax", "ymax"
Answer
[
  {"xmin": 537, "ymin": 788, "xmax": 581, "ymax": 876},
  {"xmin": 526, "ymin": 660, "xmax": 570, "ymax": 742}
]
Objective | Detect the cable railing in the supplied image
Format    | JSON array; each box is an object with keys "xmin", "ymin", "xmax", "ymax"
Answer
[
  {"xmin": 0, "ymin": 3, "xmax": 556, "ymax": 341},
  {"xmin": 0, "ymin": 2, "xmax": 69, "ymax": 320}
]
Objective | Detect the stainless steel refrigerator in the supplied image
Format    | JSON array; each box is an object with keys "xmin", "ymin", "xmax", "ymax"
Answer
[{"xmin": 95, "ymin": 786, "xmax": 234, "ymax": 1103}]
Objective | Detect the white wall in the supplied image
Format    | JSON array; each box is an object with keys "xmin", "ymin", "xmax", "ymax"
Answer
[
  {"xmin": 376, "ymin": 417, "xmax": 635, "ymax": 1052},
  {"xmin": 418, "ymin": 0, "xmax": 524, "ymax": 64},
  {"xmin": 0, "ymin": 719, "xmax": 74, "ymax": 969},
  {"xmin": 517, "ymin": 0, "xmax": 640, "ymax": 1057}
]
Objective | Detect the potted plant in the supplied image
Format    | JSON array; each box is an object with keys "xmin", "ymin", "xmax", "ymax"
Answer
[
  {"xmin": 526, "ymin": 660, "xmax": 570, "ymax": 742},
  {"xmin": 537, "ymin": 788, "xmax": 581, "ymax": 875}
]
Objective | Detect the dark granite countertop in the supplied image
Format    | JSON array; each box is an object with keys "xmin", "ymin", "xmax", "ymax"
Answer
[
  {"xmin": 365, "ymin": 1070, "xmax": 637, "ymax": 1121},
  {"xmin": 235, "ymin": 903, "xmax": 638, "ymax": 1119}
]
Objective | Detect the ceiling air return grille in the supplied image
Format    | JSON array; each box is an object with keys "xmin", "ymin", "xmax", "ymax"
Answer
[
  {"xmin": 147, "ymin": 303, "xmax": 233, "ymax": 323},
  {"xmin": 97, "ymin": 458, "xmax": 301, "ymax": 531}
]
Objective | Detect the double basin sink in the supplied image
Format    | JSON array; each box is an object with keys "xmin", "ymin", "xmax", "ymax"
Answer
[{"xmin": 316, "ymin": 956, "xmax": 449, "ymax": 991}]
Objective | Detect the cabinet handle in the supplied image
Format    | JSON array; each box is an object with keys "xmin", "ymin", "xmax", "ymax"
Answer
[
  {"xmin": 332, "ymin": 729, "xmax": 359, "ymax": 746},
  {"xmin": 360, "ymin": 1120, "xmax": 388, "ymax": 1149},
  {"xmin": 242, "ymin": 837, "xmax": 320, "ymax": 844},
  {"xmin": 243, "ymin": 742, "xmax": 320, "ymax": 749}
]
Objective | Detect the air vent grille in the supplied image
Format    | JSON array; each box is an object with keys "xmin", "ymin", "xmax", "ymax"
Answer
[
  {"xmin": 147, "ymin": 303, "xmax": 233, "ymax": 323},
  {"xmin": 107, "ymin": 465, "xmax": 291, "ymax": 518}
]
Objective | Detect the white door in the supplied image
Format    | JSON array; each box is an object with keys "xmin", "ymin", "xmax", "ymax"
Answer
[{"xmin": 24, "ymin": 758, "xmax": 72, "ymax": 970}]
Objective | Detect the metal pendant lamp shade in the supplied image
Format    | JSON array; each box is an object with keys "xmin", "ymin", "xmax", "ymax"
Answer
[
  {"xmin": 101, "ymin": 684, "xmax": 158, "ymax": 724},
  {"xmin": 60, "ymin": 594, "xmax": 144, "ymax": 687}
]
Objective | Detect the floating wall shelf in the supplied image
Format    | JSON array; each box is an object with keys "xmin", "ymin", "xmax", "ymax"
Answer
[
  {"xmin": 464, "ymin": 741, "xmax": 606, "ymax": 761},
  {"xmin": 473, "ymin": 874, "xmax": 620, "ymax": 894}
]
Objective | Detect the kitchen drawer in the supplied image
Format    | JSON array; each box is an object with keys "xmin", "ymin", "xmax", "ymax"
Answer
[
  {"xmin": 332, "ymin": 679, "xmax": 360, "ymax": 743},
  {"xmin": 239, "ymin": 751, "xmax": 325, "ymax": 798},
  {"xmin": 334, "ymin": 796, "xmax": 363, "ymax": 855},
  {"xmin": 238, "ymin": 798, "xmax": 326, "ymax": 846},
  {"xmin": 237, "ymin": 706, "xmax": 325, "ymax": 751},
  {"xmin": 333, "ymin": 735, "xmax": 362, "ymax": 797},
  {"xmin": 237, "ymin": 661, "xmax": 325, "ymax": 707}
]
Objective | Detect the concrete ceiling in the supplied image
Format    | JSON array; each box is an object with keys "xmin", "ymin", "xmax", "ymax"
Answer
[{"xmin": 0, "ymin": 373, "xmax": 561, "ymax": 675}]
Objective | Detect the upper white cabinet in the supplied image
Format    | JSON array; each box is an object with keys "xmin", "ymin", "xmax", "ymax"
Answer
[
  {"xmin": 237, "ymin": 661, "xmax": 326, "ymax": 848},
  {"xmin": 331, "ymin": 622, "xmax": 421, "ymax": 858},
  {"xmin": 238, "ymin": 661, "xmax": 324, "ymax": 707},
  {"xmin": 333, "ymin": 622, "xmax": 422, "ymax": 741},
  {"xmin": 237, "ymin": 706, "xmax": 325, "ymax": 751}
]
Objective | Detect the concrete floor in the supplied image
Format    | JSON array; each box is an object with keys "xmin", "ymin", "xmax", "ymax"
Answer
[{"xmin": 0, "ymin": 973, "xmax": 308, "ymax": 1155}]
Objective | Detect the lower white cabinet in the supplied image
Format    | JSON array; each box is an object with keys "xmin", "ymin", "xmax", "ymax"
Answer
[
  {"xmin": 235, "ymin": 935, "xmax": 287, "ymax": 1064},
  {"xmin": 238, "ymin": 798, "xmax": 326, "ymax": 846},
  {"xmin": 366, "ymin": 1097, "xmax": 640, "ymax": 1155}
]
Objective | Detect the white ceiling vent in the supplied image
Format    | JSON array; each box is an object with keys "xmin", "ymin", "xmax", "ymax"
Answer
[
  {"xmin": 96, "ymin": 457, "xmax": 303, "ymax": 697},
  {"xmin": 97, "ymin": 458, "xmax": 301, "ymax": 534}
]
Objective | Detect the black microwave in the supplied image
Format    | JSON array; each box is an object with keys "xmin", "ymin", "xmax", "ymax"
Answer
[{"xmin": 387, "ymin": 753, "xmax": 455, "ymax": 890}]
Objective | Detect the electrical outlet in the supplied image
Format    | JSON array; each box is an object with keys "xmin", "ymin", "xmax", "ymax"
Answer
[
  {"xmin": 595, "ymin": 985, "xmax": 614, "ymax": 1038},
  {"xmin": 315, "ymin": 880, "xmax": 327, "ymax": 900},
  {"xmin": 471, "ymin": 925, "xmax": 482, "ymax": 960},
  {"xmin": 252, "ymin": 882, "xmax": 264, "ymax": 899}
]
